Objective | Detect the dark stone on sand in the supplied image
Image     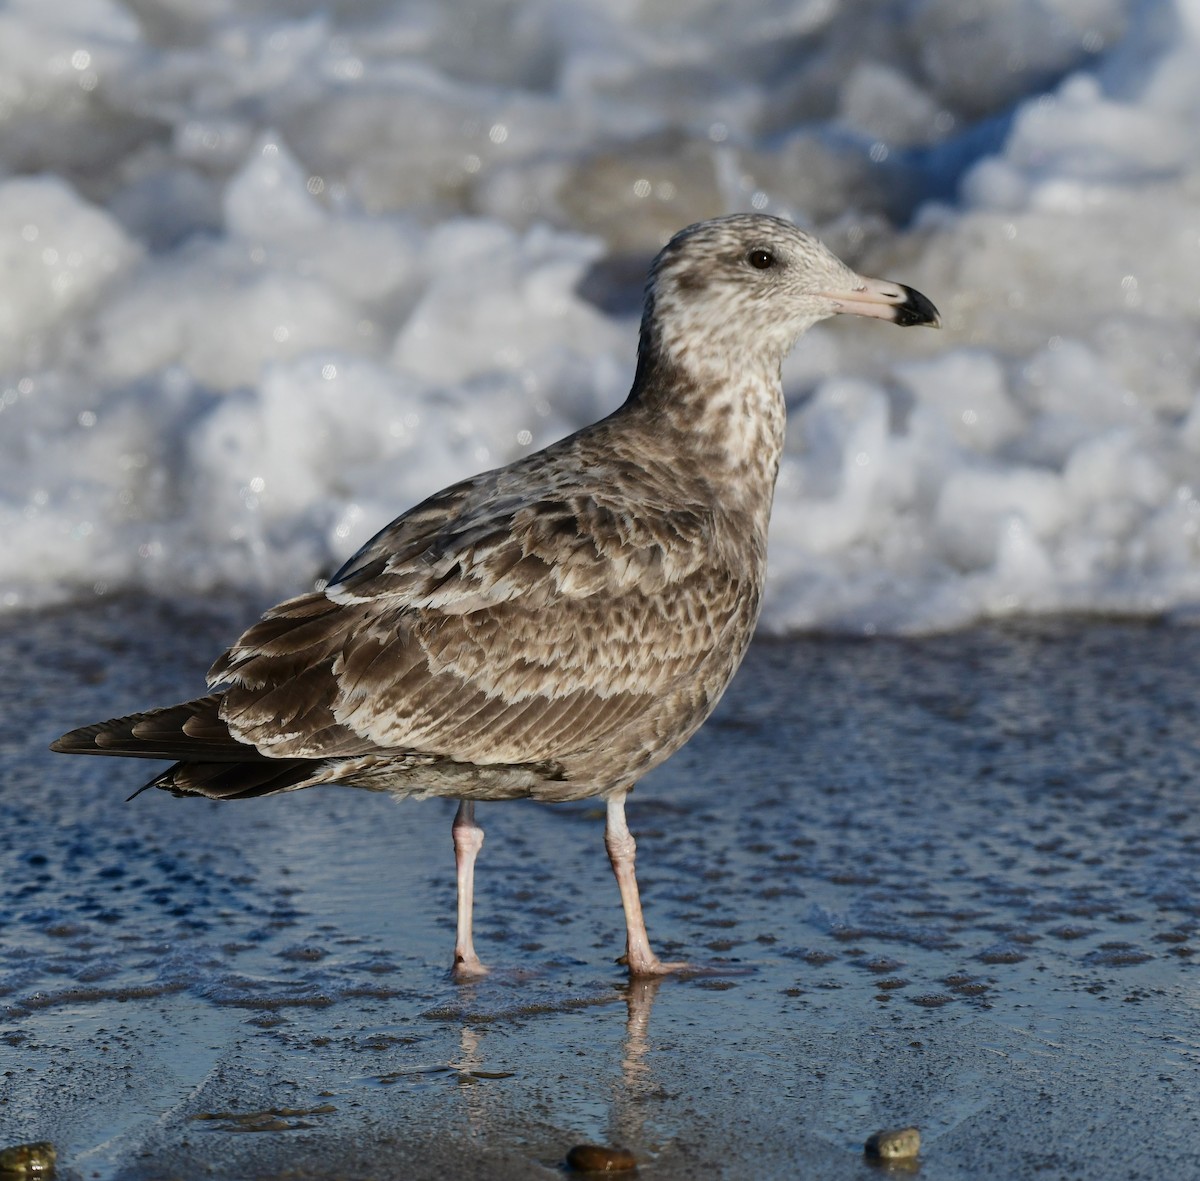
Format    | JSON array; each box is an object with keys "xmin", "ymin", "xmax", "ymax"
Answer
[
  {"xmin": 566, "ymin": 1143, "xmax": 638, "ymax": 1173},
  {"xmin": 864, "ymin": 1126, "xmax": 920, "ymax": 1161},
  {"xmin": 0, "ymin": 1141, "xmax": 57, "ymax": 1175}
]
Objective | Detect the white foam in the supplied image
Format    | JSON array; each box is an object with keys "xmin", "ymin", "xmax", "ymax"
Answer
[
  {"xmin": 0, "ymin": 177, "xmax": 139, "ymax": 368},
  {"xmin": 1, "ymin": 0, "xmax": 1198, "ymax": 631}
]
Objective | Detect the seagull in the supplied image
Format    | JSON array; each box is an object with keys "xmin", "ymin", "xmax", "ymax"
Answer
[{"xmin": 52, "ymin": 214, "xmax": 939, "ymax": 977}]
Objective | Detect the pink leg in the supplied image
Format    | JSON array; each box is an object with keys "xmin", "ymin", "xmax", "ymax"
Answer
[
  {"xmin": 452, "ymin": 801, "xmax": 488, "ymax": 978},
  {"xmin": 605, "ymin": 793, "xmax": 688, "ymax": 976}
]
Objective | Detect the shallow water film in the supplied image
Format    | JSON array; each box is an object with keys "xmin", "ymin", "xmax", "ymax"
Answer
[{"xmin": 2, "ymin": 598, "xmax": 1197, "ymax": 1179}]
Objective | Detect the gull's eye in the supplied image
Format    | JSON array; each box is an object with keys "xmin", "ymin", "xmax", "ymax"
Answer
[{"xmin": 747, "ymin": 249, "xmax": 776, "ymax": 270}]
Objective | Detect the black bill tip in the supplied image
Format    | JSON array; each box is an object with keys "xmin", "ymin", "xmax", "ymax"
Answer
[{"xmin": 894, "ymin": 284, "xmax": 941, "ymax": 328}]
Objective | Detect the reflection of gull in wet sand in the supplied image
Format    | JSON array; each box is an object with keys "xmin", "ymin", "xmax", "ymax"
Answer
[{"xmin": 52, "ymin": 214, "xmax": 939, "ymax": 977}]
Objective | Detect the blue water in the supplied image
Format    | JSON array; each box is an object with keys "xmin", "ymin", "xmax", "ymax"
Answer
[{"xmin": 2, "ymin": 598, "xmax": 1197, "ymax": 1178}]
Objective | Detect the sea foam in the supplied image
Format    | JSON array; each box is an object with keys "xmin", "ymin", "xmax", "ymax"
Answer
[{"xmin": 2, "ymin": 0, "xmax": 1198, "ymax": 632}]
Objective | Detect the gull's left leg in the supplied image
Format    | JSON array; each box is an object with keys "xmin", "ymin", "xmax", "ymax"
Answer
[
  {"xmin": 605, "ymin": 791, "xmax": 688, "ymax": 976},
  {"xmin": 451, "ymin": 800, "xmax": 487, "ymax": 978}
]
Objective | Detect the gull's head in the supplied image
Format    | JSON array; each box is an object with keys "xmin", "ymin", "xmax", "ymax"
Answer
[{"xmin": 642, "ymin": 213, "xmax": 939, "ymax": 379}]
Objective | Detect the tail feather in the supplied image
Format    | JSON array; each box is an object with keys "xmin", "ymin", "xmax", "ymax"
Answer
[{"xmin": 141, "ymin": 756, "xmax": 329, "ymax": 800}]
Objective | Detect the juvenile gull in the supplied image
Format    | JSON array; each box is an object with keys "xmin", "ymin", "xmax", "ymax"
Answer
[{"xmin": 52, "ymin": 214, "xmax": 939, "ymax": 977}]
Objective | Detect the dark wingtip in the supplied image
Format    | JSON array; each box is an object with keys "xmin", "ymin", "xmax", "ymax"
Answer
[
  {"xmin": 894, "ymin": 284, "xmax": 941, "ymax": 328},
  {"xmin": 51, "ymin": 727, "xmax": 95, "ymax": 754}
]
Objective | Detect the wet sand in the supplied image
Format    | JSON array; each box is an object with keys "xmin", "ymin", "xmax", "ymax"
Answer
[{"xmin": 1, "ymin": 597, "xmax": 1198, "ymax": 1179}]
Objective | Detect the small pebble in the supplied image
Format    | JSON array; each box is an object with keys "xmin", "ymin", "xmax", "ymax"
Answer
[
  {"xmin": 566, "ymin": 1143, "xmax": 637, "ymax": 1173},
  {"xmin": 864, "ymin": 1126, "xmax": 920, "ymax": 1162},
  {"xmin": 0, "ymin": 1141, "xmax": 57, "ymax": 1176}
]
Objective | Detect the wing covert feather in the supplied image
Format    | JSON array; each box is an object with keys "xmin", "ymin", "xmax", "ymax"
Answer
[{"xmin": 209, "ymin": 454, "xmax": 752, "ymax": 770}]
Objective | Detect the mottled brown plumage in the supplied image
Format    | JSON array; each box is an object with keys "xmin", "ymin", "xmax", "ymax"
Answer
[{"xmin": 53, "ymin": 214, "xmax": 939, "ymax": 976}]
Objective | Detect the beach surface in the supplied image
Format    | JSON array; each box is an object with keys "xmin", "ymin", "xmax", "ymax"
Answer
[{"xmin": 2, "ymin": 597, "xmax": 1197, "ymax": 1179}]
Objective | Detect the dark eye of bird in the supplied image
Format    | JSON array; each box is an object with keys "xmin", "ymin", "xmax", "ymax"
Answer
[{"xmin": 747, "ymin": 249, "xmax": 775, "ymax": 270}]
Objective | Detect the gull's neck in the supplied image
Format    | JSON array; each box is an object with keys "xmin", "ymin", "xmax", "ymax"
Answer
[{"xmin": 621, "ymin": 317, "xmax": 788, "ymax": 531}]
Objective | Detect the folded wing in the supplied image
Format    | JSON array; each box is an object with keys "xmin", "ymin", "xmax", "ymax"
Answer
[{"xmin": 210, "ymin": 464, "xmax": 743, "ymax": 769}]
